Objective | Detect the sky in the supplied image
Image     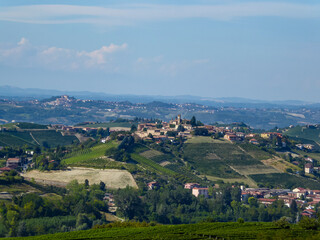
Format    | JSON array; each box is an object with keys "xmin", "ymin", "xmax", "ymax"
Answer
[{"xmin": 0, "ymin": 0, "xmax": 319, "ymax": 101}]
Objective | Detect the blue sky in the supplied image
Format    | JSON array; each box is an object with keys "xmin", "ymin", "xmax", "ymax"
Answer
[{"xmin": 0, "ymin": 0, "xmax": 319, "ymax": 101}]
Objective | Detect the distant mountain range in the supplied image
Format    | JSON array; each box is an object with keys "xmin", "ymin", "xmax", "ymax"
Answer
[{"xmin": 0, "ymin": 85, "xmax": 317, "ymax": 108}]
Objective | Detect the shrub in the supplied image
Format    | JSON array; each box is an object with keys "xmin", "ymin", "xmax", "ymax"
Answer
[
  {"xmin": 298, "ymin": 216, "xmax": 319, "ymax": 230},
  {"xmin": 237, "ymin": 218, "xmax": 245, "ymax": 224},
  {"xmin": 274, "ymin": 217, "xmax": 290, "ymax": 229}
]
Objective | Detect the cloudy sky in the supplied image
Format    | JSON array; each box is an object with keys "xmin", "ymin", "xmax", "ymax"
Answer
[{"xmin": 0, "ymin": 0, "xmax": 319, "ymax": 101}]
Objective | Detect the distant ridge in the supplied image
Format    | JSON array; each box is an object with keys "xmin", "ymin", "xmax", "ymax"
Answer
[{"xmin": 0, "ymin": 85, "xmax": 316, "ymax": 107}]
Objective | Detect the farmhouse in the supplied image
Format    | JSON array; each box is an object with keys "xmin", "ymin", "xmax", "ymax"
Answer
[
  {"xmin": 301, "ymin": 209, "xmax": 316, "ymax": 218},
  {"xmin": 258, "ymin": 198, "xmax": 277, "ymax": 205},
  {"xmin": 303, "ymin": 144, "xmax": 314, "ymax": 150},
  {"xmin": 0, "ymin": 167, "xmax": 12, "ymax": 173},
  {"xmin": 249, "ymin": 139, "xmax": 259, "ymax": 145},
  {"xmin": 6, "ymin": 158, "xmax": 21, "ymax": 169},
  {"xmin": 260, "ymin": 132, "xmax": 282, "ymax": 139},
  {"xmin": 305, "ymin": 163, "xmax": 314, "ymax": 174},
  {"xmin": 224, "ymin": 133, "xmax": 237, "ymax": 141},
  {"xmin": 192, "ymin": 187, "xmax": 209, "ymax": 198},
  {"xmin": 184, "ymin": 183, "xmax": 200, "ymax": 189}
]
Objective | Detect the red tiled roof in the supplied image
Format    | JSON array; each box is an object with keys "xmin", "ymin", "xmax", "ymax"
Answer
[
  {"xmin": 0, "ymin": 167, "xmax": 12, "ymax": 171},
  {"xmin": 7, "ymin": 158, "xmax": 20, "ymax": 162}
]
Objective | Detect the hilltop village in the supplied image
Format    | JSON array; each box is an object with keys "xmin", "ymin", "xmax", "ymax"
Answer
[{"xmin": 0, "ymin": 115, "xmax": 318, "ymax": 178}]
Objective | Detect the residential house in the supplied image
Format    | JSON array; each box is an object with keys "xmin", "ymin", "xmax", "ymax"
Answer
[
  {"xmin": 192, "ymin": 187, "xmax": 209, "ymax": 198},
  {"xmin": 258, "ymin": 198, "xmax": 277, "ymax": 205},
  {"xmin": 6, "ymin": 158, "xmax": 21, "ymax": 169},
  {"xmin": 245, "ymin": 133, "xmax": 256, "ymax": 138},
  {"xmin": 304, "ymin": 144, "xmax": 314, "ymax": 150},
  {"xmin": 249, "ymin": 139, "xmax": 259, "ymax": 145},
  {"xmin": 224, "ymin": 132, "xmax": 237, "ymax": 141},
  {"xmin": 260, "ymin": 133, "xmax": 272, "ymax": 139},
  {"xmin": 147, "ymin": 181, "xmax": 159, "ymax": 190},
  {"xmin": 301, "ymin": 209, "xmax": 317, "ymax": 218},
  {"xmin": 0, "ymin": 167, "xmax": 12, "ymax": 173},
  {"xmin": 184, "ymin": 183, "xmax": 200, "ymax": 189},
  {"xmin": 305, "ymin": 163, "xmax": 314, "ymax": 174}
]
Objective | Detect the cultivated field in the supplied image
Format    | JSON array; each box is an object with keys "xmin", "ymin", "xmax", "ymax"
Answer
[
  {"xmin": 238, "ymin": 143, "xmax": 272, "ymax": 160},
  {"xmin": 22, "ymin": 167, "xmax": 138, "ymax": 189},
  {"xmin": 183, "ymin": 142, "xmax": 263, "ymax": 178},
  {"xmin": 63, "ymin": 141, "xmax": 118, "ymax": 165}
]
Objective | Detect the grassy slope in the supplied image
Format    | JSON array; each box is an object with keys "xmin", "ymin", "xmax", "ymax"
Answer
[
  {"xmin": 63, "ymin": 141, "xmax": 118, "ymax": 165},
  {"xmin": 12, "ymin": 222, "xmax": 320, "ymax": 240}
]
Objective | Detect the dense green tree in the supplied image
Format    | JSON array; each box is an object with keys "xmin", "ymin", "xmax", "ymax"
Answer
[
  {"xmin": 114, "ymin": 187, "xmax": 143, "ymax": 220},
  {"xmin": 130, "ymin": 124, "xmax": 137, "ymax": 132},
  {"xmin": 190, "ymin": 116, "xmax": 197, "ymax": 127}
]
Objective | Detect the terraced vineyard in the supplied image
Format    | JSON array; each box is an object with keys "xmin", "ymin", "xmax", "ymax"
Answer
[
  {"xmin": 31, "ymin": 130, "xmax": 78, "ymax": 147},
  {"xmin": 183, "ymin": 142, "xmax": 262, "ymax": 178},
  {"xmin": 0, "ymin": 132, "xmax": 36, "ymax": 146},
  {"xmin": 131, "ymin": 153, "xmax": 176, "ymax": 176},
  {"xmin": 12, "ymin": 222, "xmax": 320, "ymax": 240},
  {"xmin": 239, "ymin": 143, "xmax": 272, "ymax": 160}
]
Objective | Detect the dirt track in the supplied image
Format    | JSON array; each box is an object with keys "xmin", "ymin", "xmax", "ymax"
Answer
[{"xmin": 23, "ymin": 167, "xmax": 138, "ymax": 189}]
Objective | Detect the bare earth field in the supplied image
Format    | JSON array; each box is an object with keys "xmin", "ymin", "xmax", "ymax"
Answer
[{"xmin": 22, "ymin": 167, "xmax": 138, "ymax": 189}]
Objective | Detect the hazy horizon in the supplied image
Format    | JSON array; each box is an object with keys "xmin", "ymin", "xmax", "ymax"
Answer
[{"xmin": 0, "ymin": 85, "xmax": 316, "ymax": 104}]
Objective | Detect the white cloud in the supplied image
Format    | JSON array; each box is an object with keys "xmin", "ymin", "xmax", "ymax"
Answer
[
  {"xmin": 0, "ymin": 38, "xmax": 128, "ymax": 71},
  {"xmin": 18, "ymin": 37, "xmax": 28, "ymax": 46},
  {"xmin": 0, "ymin": 2, "xmax": 319, "ymax": 25},
  {"xmin": 78, "ymin": 43, "xmax": 127, "ymax": 66}
]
